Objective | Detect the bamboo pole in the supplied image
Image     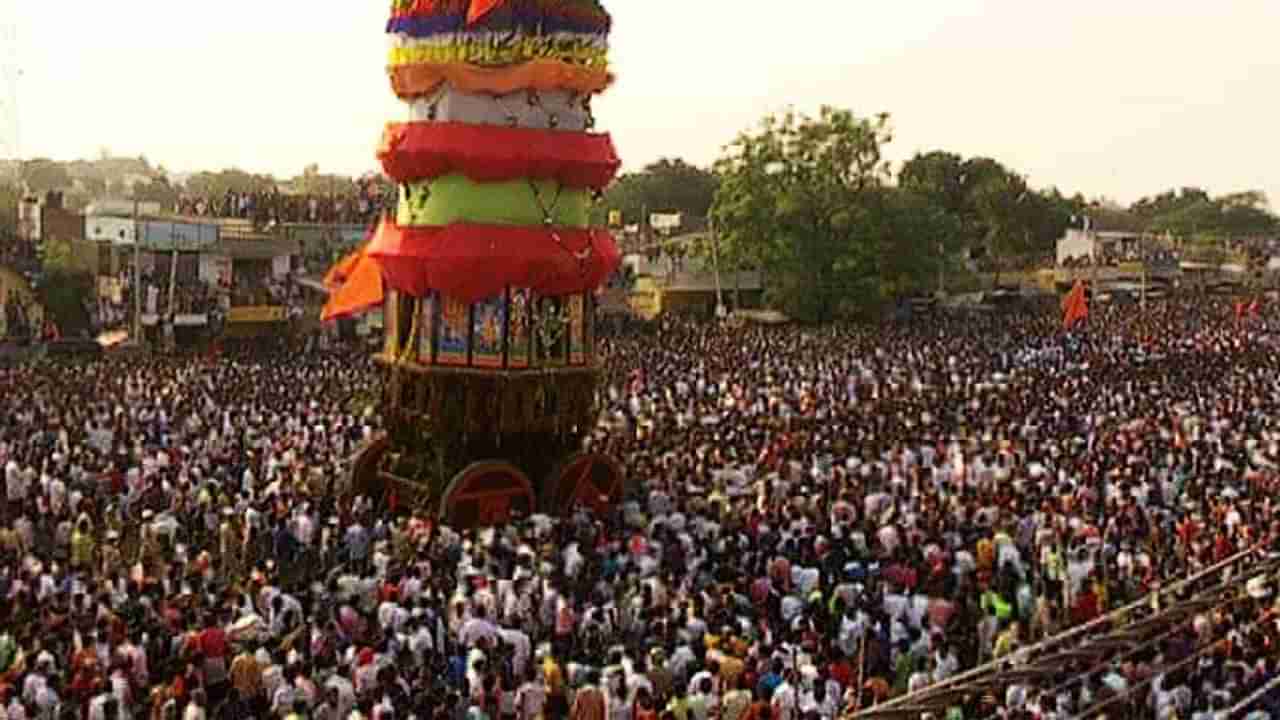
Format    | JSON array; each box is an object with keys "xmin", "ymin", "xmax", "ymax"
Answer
[
  {"xmin": 854, "ymin": 630, "xmax": 867, "ymax": 712},
  {"xmin": 853, "ymin": 546, "xmax": 1262, "ymax": 717}
]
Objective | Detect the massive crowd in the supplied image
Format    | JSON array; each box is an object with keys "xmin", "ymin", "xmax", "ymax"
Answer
[{"xmin": 1, "ymin": 295, "xmax": 1280, "ymax": 720}]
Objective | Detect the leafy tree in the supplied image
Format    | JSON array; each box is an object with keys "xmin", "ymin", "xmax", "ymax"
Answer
[
  {"xmin": 79, "ymin": 176, "xmax": 108, "ymax": 200},
  {"xmin": 711, "ymin": 107, "xmax": 892, "ymax": 322},
  {"xmin": 0, "ymin": 182, "xmax": 17, "ymax": 239},
  {"xmin": 899, "ymin": 151, "xmax": 970, "ymax": 218},
  {"xmin": 289, "ymin": 164, "xmax": 356, "ymax": 197},
  {"xmin": 184, "ymin": 169, "xmax": 277, "ymax": 197},
  {"xmin": 20, "ymin": 159, "xmax": 71, "ymax": 194},
  {"xmin": 1130, "ymin": 187, "xmax": 1211, "ymax": 219},
  {"xmin": 132, "ymin": 176, "xmax": 180, "ymax": 207},
  {"xmin": 1218, "ymin": 191, "xmax": 1277, "ymax": 238},
  {"xmin": 869, "ymin": 187, "xmax": 964, "ymax": 296},
  {"xmin": 900, "ymin": 153, "xmax": 1073, "ymax": 277},
  {"xmin": 600, "ymin": 158, "xmax": 718, "ymax": 227}
]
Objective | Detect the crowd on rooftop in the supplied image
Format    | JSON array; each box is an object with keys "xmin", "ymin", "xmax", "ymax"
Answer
[{"xmin": 174, "ymin": 189, "xmax": 389, "ymax": 227}]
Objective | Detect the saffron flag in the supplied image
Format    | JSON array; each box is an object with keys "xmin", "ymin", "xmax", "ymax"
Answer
[
  {"xmin": 321, "ymin": 223, "xmax": 388, "ymax": 322},
  {"xmin": 324, "ymin": 247, "xmax": 364, "ymax": 290},
  {"xmin": 1062, "ymin": 280, "xmax": 1089, "ymax": 329}
]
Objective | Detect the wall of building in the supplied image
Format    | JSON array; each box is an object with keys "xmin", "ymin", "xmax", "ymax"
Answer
[
  {"xmin": 1056, "ymin": 229, "xmax": 1096, "ymax": 264},
  {"xmin": 41, "ymin": 207, "xmax": 84, "ymax": 244}
]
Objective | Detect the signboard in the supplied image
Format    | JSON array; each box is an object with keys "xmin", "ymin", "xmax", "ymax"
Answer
[
  {"xmin": 140, "ymin": 221, "xmax": 219, "ymax": 252},
  {"xmin": 649, "ymin": 213, "xmax": 682, "ymax": 231},
  {"xmin": 472, "ymin": 295, "xmax": 507, "ymax": 368},
  {"xmin": 86, "ymin": 216, "xmax": 137, "ymax": 245},
  {"xmin": 227, "ymin": 306, "xmax": 286, "ymax": 323},
  {"xmin": 173, "ymin": 314, "xmax": 208, "ymax": 327},
  {"xmin": 438, "ymin": 296, "xmax": 470, "ymax": 365}
]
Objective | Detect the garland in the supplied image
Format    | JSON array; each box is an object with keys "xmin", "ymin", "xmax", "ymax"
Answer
[
  {"xmin": 389, "ymin": 0, "xmax": 612, "ymax": 33},
  {"xmin": 379, "ymin": 123, "xmax": 619, "ymax": 188},
  {"xmin": 389, "ymin": 59, "xmax": 613, "ymax": 98},
  {"xmin": 396, "ymin": 175, "xmax": 590, "ymax": 228},
  {"xmin": 387, "ymin": 39, "xmax": 607, "ymax": 70}
]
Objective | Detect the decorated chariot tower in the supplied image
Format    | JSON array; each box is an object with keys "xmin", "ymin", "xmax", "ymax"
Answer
[{"xmin": 331, "ymin": 0, "xmax": 626, "ymax": 526}]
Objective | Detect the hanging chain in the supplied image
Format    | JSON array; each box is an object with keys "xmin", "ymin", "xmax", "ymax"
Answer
[
  {"xmin": 491, "ymin": 89, "xmax": 573, "ymax": 130},
  {"xmin": 527, "ymin": 179, "xmax": 592, "ymax": 276}
]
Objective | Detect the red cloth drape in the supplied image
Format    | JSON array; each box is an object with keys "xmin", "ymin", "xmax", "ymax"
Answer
[
  {"xmin": 378, "ymin": 123, "xmax": 620, "ymax": 188},
  {"xmin": 367, "ymin": 221, "xmax": 619, "ymax": 303},
  {"xmin": 467, "ymin": 0, "xmax": 506, "ymax": 24}
]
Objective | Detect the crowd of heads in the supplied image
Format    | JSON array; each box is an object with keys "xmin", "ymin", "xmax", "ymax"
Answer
[
  {"xmin": 175, "ymin": 188, "xmax": 390, "ymax": 227},
  {"xmin": 0, "ymin": 293, "xmax": 1279, "ymax": 719}
]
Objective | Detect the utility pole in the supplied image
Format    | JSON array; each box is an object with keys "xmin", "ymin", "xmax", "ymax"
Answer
[
  {"xmin": 132, "ymin": 199, "xmax": 142, "ymax": 343},
  {"xmin": 709, "ymin": 218, "xmax": 724, "ymax": 318}
]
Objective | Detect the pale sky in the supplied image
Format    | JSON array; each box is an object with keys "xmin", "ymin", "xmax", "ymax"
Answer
[{"xmin": 6, "ymin": 0, "xmax": 1279, "ymax": 206}]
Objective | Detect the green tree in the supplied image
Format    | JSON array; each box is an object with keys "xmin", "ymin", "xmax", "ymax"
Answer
[
  {"xmin": 289, "ymin": 164, "xmax": 355, "ymax": 197},
  {"xmin": 599, "ymin": 158, "xmax": 719, "ymax": 227},
  {"xmin": 899, "ymin": 151, "xmax": 969, "ymax": 218},
  {"xmin": 711, "ymin": 107, "xmax": 892, "ymax": 322},
  {"xmin": 869, "ymin": 187, "xmax": 965, "ymax": 296},
  {"xmin": 132, "ymin": 176, "xmax": 180, "ymax": 207},
  {"xmin": 1130, "ymin": 187, "xmax": 1211, "ymax": 219},
  {"xmin": 0, "ymin": 182, "xmax": 18, "ymax": 239},
  {"xmin": 20, "ymin": 159, "xmax": 72, "ymax": 194},
  {"xmin": 184, "ymin": 169, "xmax": 276, "ymax": 197}
]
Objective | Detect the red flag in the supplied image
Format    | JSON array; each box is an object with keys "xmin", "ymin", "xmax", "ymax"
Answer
[
  {"xmin": 1250, "ymin": 298, "xmax": 1261, "ymax": 317},
  {"xmin": 466, "ymin": 0, "xmax": 506, "ymax": 24},
  {"xmin": 1235, "ymin": 301, "xmax": 1246, "ymax": 320},
  {"xmin": 1062, "ymin": 280, "xmax": 1089, "ymax": 330}
]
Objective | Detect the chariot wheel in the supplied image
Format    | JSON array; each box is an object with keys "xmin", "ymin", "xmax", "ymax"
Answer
[
  {"xmin": 440, "ymin": 461, "xmax": 536, "ymax": 528},
  {"xmin": 347, "ymin": 432, "xmax": 390, "ymax": 499},
  {"xmin": 541, "ymin": 452, "xmax": 626, "ymax": 517}
]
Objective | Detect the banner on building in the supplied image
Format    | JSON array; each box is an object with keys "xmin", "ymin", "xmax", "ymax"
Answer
[
  {"xmin": 140, "ymin": 221, "xmax": 219, "ymax": 252},
  {"xmin": 227, "ymin": 306, "xmax": 286, "ymax": 323}
]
